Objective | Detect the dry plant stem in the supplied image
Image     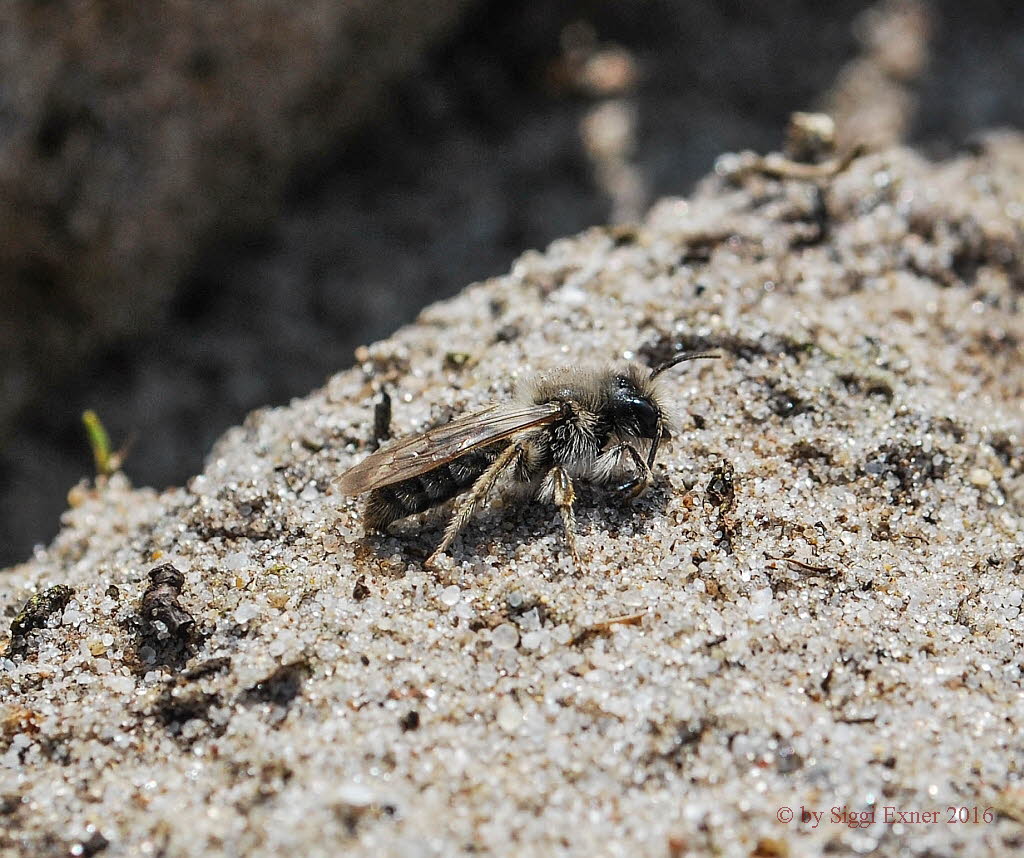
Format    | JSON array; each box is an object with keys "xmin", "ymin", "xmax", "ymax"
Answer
[{"xmin": 747, "ymin": 145, "xmax": 866, "ymax": 180}]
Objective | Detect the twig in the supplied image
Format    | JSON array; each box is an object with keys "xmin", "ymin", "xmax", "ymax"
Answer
[{"xmin": 570, "ymin": 611, "xmax": 645, "ymax": 645}]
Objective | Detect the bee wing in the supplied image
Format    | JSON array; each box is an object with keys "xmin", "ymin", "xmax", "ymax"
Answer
[{"xmin": 337, "ymin": 402, "xmax": 562, "ymax": 495}]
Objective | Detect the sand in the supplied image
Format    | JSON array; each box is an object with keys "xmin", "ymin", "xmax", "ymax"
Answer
[{"xmin": 3, "ymin": 135, "xmax": 1024, "ymax": 857}]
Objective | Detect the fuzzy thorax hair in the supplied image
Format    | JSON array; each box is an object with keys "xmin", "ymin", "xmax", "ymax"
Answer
[{"xmin": 518, "ymin": 363, "xmax": 679, "ymax": 437}]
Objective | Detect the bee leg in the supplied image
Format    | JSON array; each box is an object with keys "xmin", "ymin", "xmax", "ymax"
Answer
[
  {"xmin": 549, "ymin": 466, "xmax": 582, "ymax": 569},
  {"xmin": 600, "ymin": 443, "xmax": 652, "ymax": 499},
  {"xmin": 426, "ymin": 442, "xmax": 525, "ymax": 568}
]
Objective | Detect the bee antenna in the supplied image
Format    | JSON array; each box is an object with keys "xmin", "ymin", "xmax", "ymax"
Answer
[{"xmin": 648, "ymin": 351, "xmax": 719, "ymax": 379}]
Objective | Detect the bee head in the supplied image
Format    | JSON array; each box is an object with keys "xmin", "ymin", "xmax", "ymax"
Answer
[
  {"xmin": 606, "ymin": 370, "xmax": 667, "ymax": 470},
  {"xmin": 609, "ymin": 373, "xmax": 662, "ymax": 441},
  {"xmin": 610, "ymin": 351, "xmax": 719, "ymax": 467}
]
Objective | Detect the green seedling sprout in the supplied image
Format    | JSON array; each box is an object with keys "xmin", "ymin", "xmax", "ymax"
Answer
[{"xmin": 82, "ymin": 409, "xmax": 125, "ymax": 477}]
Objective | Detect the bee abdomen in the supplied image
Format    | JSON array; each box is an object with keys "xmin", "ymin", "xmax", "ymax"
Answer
[{"xmin": 365, "ymin": 443, "xmax": 506, "ymax": 531}]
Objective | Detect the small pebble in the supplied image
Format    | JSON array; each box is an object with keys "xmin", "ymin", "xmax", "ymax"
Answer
[
  {"xmin": 496, "ymin": 700, "xmax": 523, "ymax": 732},
  {"xmin": 491, "ymin": 624, "xmax": 519, "ymax": 650},
  {"xmin": 969, "ymin": 467, "xmax": 993, "ymax": 488}
]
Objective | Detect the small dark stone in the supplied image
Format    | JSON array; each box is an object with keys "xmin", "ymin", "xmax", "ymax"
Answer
[
  {"xmin": 181, "ymin": 656, "xmax": 232, "ymax": 682},
  {"xmin": 135, "ymin": 563, "xmax": 198, "ymax": 670},
  {"xmin": 399, "ymin": 710, "xmax": 420, "ymax": 732},
  {"xmin": 768, "ymin": 389, "xmax": 809, "ymax": 418},
  {"xmin": 494, "ymin": 324, "xmax": 521, "ymax": 343},
  {"xmin": 77, "ymin": 830, "xmax": 110, "ymax": 857},
  {"xmin": 141, "ymin": 563, "xmax": 194, "ymax": 636},
  {"xmin": 705, "ymin": 462, "xmax": 736, "ymax": 511},
  {"xmin": 352, "ymin": 577, "xmax": 370, "ymax": 601},
  {"xmin": 675, "ymin": 721, "xmax": 706, "ymax": 747},
  {"xmin": 242, "ymin": 661, "xmax": 310, "ymax": 707},
  {"xmin": 9, "ymin": 584, "xmax": 74, "ymax": 639},
  {"xmin": 154, "ymin": 689, "xmax": 221, "ymax": 732},
  {"xmin": 148, "ymin": 564, "xmax": 184, "ymax": 591}
]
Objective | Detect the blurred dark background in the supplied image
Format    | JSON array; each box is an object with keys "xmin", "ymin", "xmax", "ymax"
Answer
[{"xmin": 1, "ymin": 0, "xmax": 1022, "ymax": 568}]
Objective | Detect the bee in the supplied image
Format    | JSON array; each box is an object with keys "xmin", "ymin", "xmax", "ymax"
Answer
[{"xmin": 337, "ymin": 352, "xmax": 718, "ymax": 569}]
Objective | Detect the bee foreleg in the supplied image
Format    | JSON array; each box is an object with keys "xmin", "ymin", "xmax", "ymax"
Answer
[
  {"xmin": 426, "ymin": 442, "xmax": 526, "ymax": 568},
  {"xmin": 547, "ymin": 466, "xmax": 582, "ymax": 570},
  {"xmin": 596, "ymin": 443, "xmax": 652, "ymax": 499}
]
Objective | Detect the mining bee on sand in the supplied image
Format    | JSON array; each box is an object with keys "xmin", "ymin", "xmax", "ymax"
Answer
[{"xmin": 338, "ymin": 352, "xmax": 717, "ymax": 569}]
